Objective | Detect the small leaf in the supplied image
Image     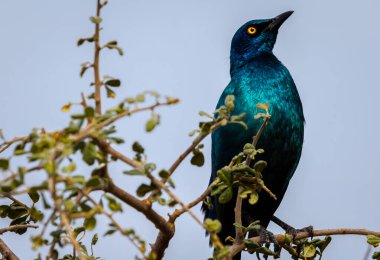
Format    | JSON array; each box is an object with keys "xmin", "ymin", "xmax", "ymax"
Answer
[
  {"xmin": 85, "ymin": 176, "xmax": 103, "ymax": 188},
  {"xmin": 106, "ymin": 86, "xmax": 116, "ymax": 98},
  {"xmin": 91, "ymin": 233, "xmax": 98, "ymax": 245},
  {"xmin": 204, "ymin": 218, "xmax": 222, "ymax": 233},
  {"xmin": 0, "ymin": 158, "xmax": 9, "ymax": 170},
  {"xmin": 248, "ymin": 191, "xmax": 259, "ymax": 205},
  {"xmin": 30, "ymin": 207, "xmax": 44, "ymax": 222},
  {"xmin": 61, "ymin": 102, "xmax": 72, "ymax": 112},
  {"xmin": 77, "ymin": 38, "xmax": 85, "ymax": 46},
  {"xmin": 123, "ymin": 168, "xmax": 145, "ymax": 176},
  {"xmin": 158, "ymin": 170, "xmax": 170, "ymax": 179},
  {"xmin": 368, "ymin": 235, "xmax": 380, "ymax": 247},
  {"xmin": 105, "ymin": 79, "xmax": 121, "ymax": 87},
  {"xmin": 104, "ymin": 229, "xmax": 116, "ymax": 236},
  {"xmin": 303, "ymin": 244, "xmax": 316, "ymax": 258},
  {"xmin": 85, "ymin": 107, "xmax": 95, "ymax": 118},
  {"xmin": 253, "ymin": 160, "xmax": 267, "ymax": 173},
  {"xmin": 90, "ymin": 16, "xmax": 102, "ymax": 24},
  {"xmin": 218, "ymin": 187, "xmax": 233, "ymax": 204},
  {"xmin": 84, "ymin": 216, "xmax": 96, "ymax": 231},
  {"xmin": 82, "ymin": 142, "xmax": 97, "ymax": 165},
  {"xmin": 74, "ymin": 227, "xmax": 86, "ymax": 238},
  {"xmin": 105, "ymin": 195, "xmax": 122, "ymax": 212},
  {"xmin": 190, "ymin": 151, "xmax": 205, "ymax": 167},
  {"xmin": 373, "ymin": 252, "xmax": 380, "ymax": 259},
  {"xmin": 28, "ymin": 191, "xmax": 40, "ymax": 203},
  {"xmin": 145, "ymin": 118, "xmax": 156, "ymax": 132},
  {"xmin": 136, "ymin": 184, "xmax": 155, "ymax": 197},
  {"xmin": 132, "ymin": 142, "xmax": 144, "ymax": 153}
]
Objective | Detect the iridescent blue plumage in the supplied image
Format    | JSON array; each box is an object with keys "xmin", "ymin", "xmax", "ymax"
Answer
[{"xmin": 203, "ymin": 11, "xmax": 304, "ymax": 258}]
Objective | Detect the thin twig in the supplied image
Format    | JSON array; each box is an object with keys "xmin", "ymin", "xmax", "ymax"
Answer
[
  {"xmin": 147, "ymin": 174, "xmax": 203, "ymax": 228},
  {"xmin": 0, "ymin": 136, "xmax": 26, "ymax": 154},
  {"xmin": 1, "ymin": 193, "xmax": 28, "ymax": 209},
  {"xmin": 93, "ymin": 0, "xmax": 102, "ymax": 114},
  {"xmin": 170, "ymin": 186, "xmax": 212, "ymax": 221},
  {"xmin": 0, "ymin": 224, "xmax": 38, "ymax": 235}
]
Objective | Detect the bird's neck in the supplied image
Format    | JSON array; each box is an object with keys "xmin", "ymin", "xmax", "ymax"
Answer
[{"xmin": 230, "ymin": 51, "xmax": 276, "ymax": 76}]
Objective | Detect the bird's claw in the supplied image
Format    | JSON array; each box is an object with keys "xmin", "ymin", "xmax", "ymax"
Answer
[
  {"xmin": 248, "ymin": 226, "xmax": 281, "ymax": 257},
  {"xmin": 286, "ymin": 225, "xmax": 314, "ymax": 243}
]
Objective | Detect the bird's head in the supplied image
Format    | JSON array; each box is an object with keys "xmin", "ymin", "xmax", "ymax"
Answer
[{"xmin": 230, "ymin": 11, "xmax": 293, "ymax": 74}]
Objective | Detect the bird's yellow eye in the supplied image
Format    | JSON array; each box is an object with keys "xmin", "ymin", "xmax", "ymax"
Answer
[{"xmin": 247, "ymin": 26, "xmax": 257, "ymax": 35}]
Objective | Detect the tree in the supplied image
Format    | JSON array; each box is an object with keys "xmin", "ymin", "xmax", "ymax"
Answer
[{"xmin": 0, "ymin": 1, "xmax": 379, "ymax": 260}]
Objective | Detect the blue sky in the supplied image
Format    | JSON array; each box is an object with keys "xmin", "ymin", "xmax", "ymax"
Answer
[{"xmin": 1, "ymin": 0, "xmax": 380, "ymax": 259}]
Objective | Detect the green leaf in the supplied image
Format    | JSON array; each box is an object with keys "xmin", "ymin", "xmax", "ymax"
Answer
[
  {"xmin": 368, "ymin": 235, "xmax": 380, "ymax": 247},
  {"xmin": 145, "ymin": 118, "xmax": 156, "ymax": 132},
  {"xmin": 73, "ymin": 227, "xmax": 86, "ymax": 238},
  {"xmin": 63, "ymin": 200, "xmax": 77, "ymax": 212},
  {"xmin": 104, "ymin": 229, "xmax": 116, "ymax": 236},
  {"xmin": 91, "ymin": 233, "xmax": 98, "ymax": 246},
  {"xmin": 28, "ymin": 191, "xmax": 40, "ymax": 203},
  {"xmin": 132, "ymin": 142, "xmax": 144, "ymax": 153},
  {"xmin": 89, "ymin": 16, "xmax": 102, "ymax": 24},
  {"xmin": 248, "ymin": 191, "xmax": 259, "ymax": 205},
  {"xmin": 373, "ymin": 252, "xmax": 380, "ymax": 259},
  {"xmin": 85, "ymin": 176, "xmax": 103, "ymax": 188},
  {"xmin": 0, "ymin": 158, "xmax": 9, "ymax": 170},
  {"xmin": 30, "ymin": 207, "xmax": 44, "ymax": 222},
  {"xmin": 204, "ymin": 218, "xmax": 222, "ymax": 233},
  {"xmin": 85, "ymin": 107, "xmax": 95, "ymax": 118},
  {"xmin": 316, "ymin": 236, "xmax": 331, "ymax": 254},
  {"xmin": 82, "ymin": 142, "xmax": 97, "ymax": 165},
  {"xmin": 105, "ymin": 86, "xmax": 116, "ymax": 98},
  {"xmin": 253, "ymin": 160, "xmax": 267, "ymax": 173},
  {"xmin": 158, "ymin": 170, "xmax": 170, "ymax": 179},
  {"xmin": 84, "ymin": 216, "xmax": 96, "ymax": 231},
  {"xmin": 190, "ymin": 151, "xmax": 205, "ymax": 167},
  {"xmin": 218, "ymin": 187, "xmax": 233, "ymax": 204},
  {"xmin": 123, "ymin": 168, "xmax": 145, "ymax": 176},
  {"xmin": 136, "ymin": 184, "xmax": 155, "ymax": 197},
  {"xmin": 105, "ymin": 195, "xmax": 122, "ymax": 212},
  {"xmin": 105, "ymin": 79, "xmax": 121, "ymax": 87},
  {"xmin": 303, "ymin": 244, "xmax": 316, "ymax": 258},
  {"xmin": 77, "ymin": 38, "xmax": 85, "ymax": 46},
  {"xmin": 8, "ymin": 206, "xmax": 28, "ymax": 219}
]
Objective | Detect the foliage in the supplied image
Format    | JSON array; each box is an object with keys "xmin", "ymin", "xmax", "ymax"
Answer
[{"xmin": 0, "ymin": 1, "xmax": 378, "ymax": 260}]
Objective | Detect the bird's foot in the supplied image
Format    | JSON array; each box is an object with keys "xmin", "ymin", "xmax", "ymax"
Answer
[
  {"xmin": 271, "ymin": 215, "xmax": 313, "ymax": 243},
  {"xmin": 248, "ymin": 226, "xmax": 281, "ymax": 258}
]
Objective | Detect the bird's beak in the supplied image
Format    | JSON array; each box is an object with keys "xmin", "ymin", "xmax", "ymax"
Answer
[{"xmin": 267, "ymin": 11, "xmax": 294, "ymax": 31}]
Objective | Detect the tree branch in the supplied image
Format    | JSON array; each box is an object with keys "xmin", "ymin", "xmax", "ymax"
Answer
[
  {"xmin": 104, "ymin": 178, "xmax": 172, "ymax": 236},
  {"xmin": 229, "ymin": 228, "xmax": 380, "ymax": 258},
  {"xmin": 0, "ymin": 239, "xmax": 19, "ymax": 260},
  {"xmin": 0, "ymin": 224, "xmax": 38, "ymax": 235}
]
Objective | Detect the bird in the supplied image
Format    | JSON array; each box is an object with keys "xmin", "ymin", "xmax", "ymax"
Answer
[{"xmin": 203, "ymin": 11, "xmax": 305, "ymax": 259}]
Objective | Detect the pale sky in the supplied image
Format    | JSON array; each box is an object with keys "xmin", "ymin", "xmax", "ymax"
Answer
[{"xmin": 1, "ymin": 0, "xmax": 380, "ymax": 259}]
